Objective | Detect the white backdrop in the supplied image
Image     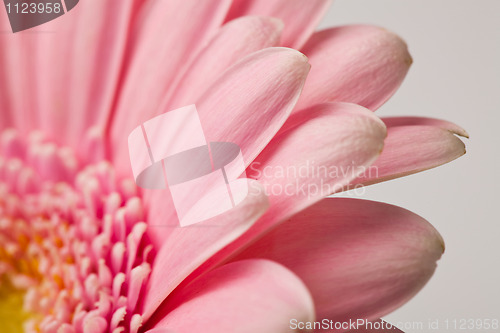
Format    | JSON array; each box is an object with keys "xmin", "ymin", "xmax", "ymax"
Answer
[{"xmin": 320, "ymin": 1, "xmax": 500, "ymax": 332}]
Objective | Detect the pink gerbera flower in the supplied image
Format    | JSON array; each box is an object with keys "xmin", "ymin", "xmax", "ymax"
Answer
[{"xmin": 0, "ymin": 1, "xmax": 467, "ymax": 333}]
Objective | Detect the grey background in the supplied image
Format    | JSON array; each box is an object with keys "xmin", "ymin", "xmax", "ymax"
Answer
[{"xmin": 320, "ymin": 1, "xmax": 499, "ymax": 332}]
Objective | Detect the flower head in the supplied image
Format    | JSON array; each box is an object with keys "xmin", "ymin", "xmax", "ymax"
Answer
[
  {"xmin": 0, "ymin": 1, "xmax": 467, "ymax": 332},
  {"xmin": 0, "ymin": 129, "xmax": 153, "ymax": 332}
]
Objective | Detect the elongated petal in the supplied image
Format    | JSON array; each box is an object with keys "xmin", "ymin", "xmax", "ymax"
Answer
[
  {"xmin": 109, "ymin": 0, "xmax": 232, "ymax": 174},
  {"xmin": 0, "ymin": 12, "xmax": 14, "ymax": 130},
  {"xmin": 166, "ymin": 16, "xmax": 283, "ymax": 110},
  {"xmin": 295, "ymin": 25, "xmax": 412, "ymax": 111},
  {"xmin": 0, "ymin": 64, "xmax": 12, "ymax": 131},
  {"xmin": 140, "ymin": 47, "xmax": 309, "ymax": 251},
  {"xmin": 145, "ymin": 260, "xmax": 315, "ymax": 333},
  {"xmin": 113, "ymin": 47, "xmax": 310, "ymax": 179},
  {"xmin": 140, "ymin": 47, "xmax": 309, "ymax": 248},
  {"xmin": 141, "ymin": 180, "xmax": 269, "ymax": 321},
  {"xmin": 225, "ymin": 0, "xmax": 332, "ymax": 48},
  {"xmin": 179, "ymin": 102, "xmax": 386, "ymax": 290},
  {"xmin": 51, "ymin": 0, "xmax": 141, "ymax": 151},
  {"xmin": 0, "ymin": 8, "xmax": 43, "ymax": 134},
  {"xmin": 234, "ymin": 198, "xmax": 444, "ymax": 323},
  {"xmin": 248, "ymin": 102, "xmax": 386, "ymax": 225},
  {"xmin": 382, "ymin": 116, "xmax": 469, "ymax": 138},
  {"xmin": 0, "ymin": 0, "xmax": 141, "ymax": 149},
  {"xmin": 351, "ymin": 124, "xmax": 466, "ymax": 186},
  {"xmin": 195, "ymin": 47, "xmax": 309, "ymax": 165}
]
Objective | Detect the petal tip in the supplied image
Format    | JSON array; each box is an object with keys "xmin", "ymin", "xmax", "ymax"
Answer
[{"xmin": 457, "ymin": 128, "xmax": 470, "ymax": 139}]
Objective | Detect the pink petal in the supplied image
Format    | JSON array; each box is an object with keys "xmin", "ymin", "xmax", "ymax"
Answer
[
  {"xmin": 0, "ymin": 0, "xmax": 141, "ymax": 148},
  {"xmin": 195, "ymin": 47, "xmax": 310, "ymax": 165},
  {"xmin": 179, "ymin": 102, "xmax": 386, "ymax": 293},
  {"xmin": 141, "ymin": 47, "xmax": 309, "ymax": 248},
  {"xmin": 295, "ymin": 25, "xmax": 413, "ymax": 112},
  {"xmin": 109, "ymin": 0, "xmax": 232, "ymax": 175},
  {"xmin": 0, "ymin": 51, "xmax": 13, "ymax": 131},
  {"xmin": 145, "ymin": 259, "xmax": 315, "ymax": 333},
  {"xmin": 141, "ymin": 180, "xmax": 269, "ymax": 321},
  {"xmin": 248, "ymin": 102, "xmax": 386, "ymax": 225},
  {"xmin": 59, "ymin": 0, "xmax": 141, "ymax": 149},
  {"xmin": 166, "ymin": 16, "xmax": 283, "ymax": 110},
  {"xmin": 225, "ymin": 0, "xmax": 332, "ymax": 49},
  {"xmin": 234, "ymin": 198, "xmax": 444, "ymax": 323},
  {"xmin": 351, "ymin": 124, "xmax": 466, "ymax": 187},
  {"xmin": 113, "ymin": 47, "xmax": 310, "ymax": 179},
  {"xmin": 382, "ymin": 116, "xmax": 469, "ymax": 138},
  {"xmin": 0, "ymin": 8, "xmax": 10, "ymax": 129},
  {"xmin": 0, "ymin": 11, "xmax": 41, "ymax": 134}
]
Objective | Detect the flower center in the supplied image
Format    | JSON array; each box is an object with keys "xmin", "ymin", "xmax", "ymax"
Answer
[
  {"xmin": 0, "ymin": 129, "xmax": 153, "ymax": 333},
  {"xmin": 0, "ymin": 276, "xmax": 36, "ymax": 333}
]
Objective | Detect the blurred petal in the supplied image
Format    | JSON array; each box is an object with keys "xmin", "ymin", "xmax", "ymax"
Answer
[
  {"xmin": 352, "ymin": 125, "xmax": 466, "ymax": 186},
  {"xmin": 0, "ymin": 5, "xmax": 46, "ymax": 134},
  {"xmin": 56, "ymin": 0, "xmax": 142, "ymax": 151},
  {"xmin": 0, "ymin": 0, "xmax": 141, "ymax": 149},
  {"xmin": 225, "ymin": 0, "xmax": 333, "ymax": 48},
  {"xmin": 296, "ymin": 25, "xmax": 412, "ymax": 111},
  {"xmin": 110, "ymin": 0, "xmax": 232, "ymax": 174},
  {"xmin": 234, "ymin": 198, "xmax": 444, "ymax": 322},
  {"xmin": 0, "ymin": 70, "xmax": 12, "ymax": 130},
  {"xmin": 166, "ymin": 16, "xmax": 283, "ymax": 109},
  {"xmin": 146, "ymin": 259, "xmax": 315, "ymax": 333},
  {"xmin": 141, "ymin": 180, "xmax": 269, "ymax": 321}
]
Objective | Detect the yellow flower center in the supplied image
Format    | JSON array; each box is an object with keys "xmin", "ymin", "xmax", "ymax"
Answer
[
  {"xmin": 0, "ymin": 129, "xmax": 153, "ymax": 332},
  {"xmin": 0, "ymin": 276, "xmax": 34, "ymax": 333}
]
